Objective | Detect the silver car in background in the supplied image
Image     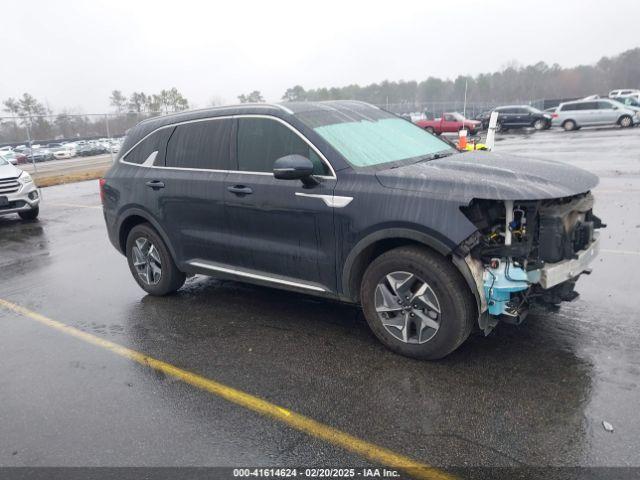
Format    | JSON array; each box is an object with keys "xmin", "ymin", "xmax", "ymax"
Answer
[
  {"xmin": 552, "ymin": 98, "xmax": 640, "ymax": 131},
  {"xmin": 0, "ymin": 154, "xmax": 40, "ymax": 220}
]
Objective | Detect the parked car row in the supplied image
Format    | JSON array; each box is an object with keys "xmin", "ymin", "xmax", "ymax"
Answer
[{"xmin": 0, "ymin": 138, "xmax": 123, "ymax": 164}]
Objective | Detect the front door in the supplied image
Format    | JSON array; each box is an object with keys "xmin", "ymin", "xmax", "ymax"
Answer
[{"xmin": 223, "ymin": 116, "xmax": 337, "ymax": 291}]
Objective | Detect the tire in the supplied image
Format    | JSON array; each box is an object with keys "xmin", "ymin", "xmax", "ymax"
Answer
[
  {"xmin": 495, "ymin": 122, "xmax": 505, "ymax": 133},
  {"xmin": 360, "ymin": 246, "xmax": 476, "ymax": 360},
  {"xmin": 563, "ymin": 120, "xmax": 576, "ymax": 131},
  {"xmin": 533, "ymin": 119, "xmax": 545, "ymax": 130},
  {"xmin": 18, "ymin": 206, "xmax": 39, "ymax": 220},
  {"xmin": 126, "ymin": 223, "xmax": 185, "ymax": 296},
  {"xmin": 425, "ymin": 126, "xmax": 435, "ymax": 134},
  {"xmin": 618, "ymin": 115, "xmax": 633, "ymax": 128}
]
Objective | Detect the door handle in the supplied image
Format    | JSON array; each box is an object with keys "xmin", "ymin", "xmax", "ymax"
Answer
[
  {"xmin": 145, "ymin": 180, "xmax": 165, "ymax": 190},
  {"xmin": 227, "ymin": 185, "xmax": 253, "ymax": 195}
]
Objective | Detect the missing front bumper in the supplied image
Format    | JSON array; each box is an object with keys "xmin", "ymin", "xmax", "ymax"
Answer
[{"xmin": 539, "ymin": 233, "xmax": 600, "ymax": 289}]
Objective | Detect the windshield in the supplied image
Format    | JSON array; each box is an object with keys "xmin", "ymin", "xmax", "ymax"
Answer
[
  {"xmin": 314, "ymin": 117, "xmax": 454, "ymax": 167},
  {"xmin": 293, "ymin": 105, "xmax": 453, "ymax": 170}
]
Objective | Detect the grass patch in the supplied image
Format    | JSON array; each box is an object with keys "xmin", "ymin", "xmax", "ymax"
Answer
[{"xmin": 33, "ymin": 167, "xmax": 109, "ymax": 188}]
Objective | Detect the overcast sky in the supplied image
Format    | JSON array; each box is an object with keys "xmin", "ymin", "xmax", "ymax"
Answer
[{"xmin": 2, "ymin": 0, "xmax": 639, "ymax": 113}]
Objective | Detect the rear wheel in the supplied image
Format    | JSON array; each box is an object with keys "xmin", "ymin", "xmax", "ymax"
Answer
[
  {"xmin": 533, "ymin": 119, "xmax": 546, "ymax": 130},
  {"xmin": 619, "ymin": 115, "xmax": 633, "ymax": 128},
  {"xmin": 18, "ymin": 207, "xmax": 39, "ymax": 220},
  {"xmin": 563, "ymin": 119, "xmax": 577, "ymax": 131},
  {"xmin": 360, "ymin": 246, "xmax": 476, "ymax": 360},
  {"xmin": 425, "ymin": 126, "xmax": 435, "ymax": 134},
  {"xmin": 126, "ymin": 223, "xmax": 185, "ymax": 296},
  {"xmin": 495, "ymin": 121, "xmax": 505, "ymax": 133}
]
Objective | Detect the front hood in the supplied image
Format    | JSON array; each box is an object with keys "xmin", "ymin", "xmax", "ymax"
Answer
[
  {"xmin": 0, "ymin": 163, "xmax": 21, "ymax": 179},
  {"xmin": 375, "ymin": 151, "xmax": 599, "ymax": 202}
]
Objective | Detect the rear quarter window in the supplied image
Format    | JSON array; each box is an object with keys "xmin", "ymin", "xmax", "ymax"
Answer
[{"xmin": 123, "ymin": 128, "xmax": 174, "ymax": 165}]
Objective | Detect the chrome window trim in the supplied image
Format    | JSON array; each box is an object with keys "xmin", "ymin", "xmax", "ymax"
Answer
[
  {"xmin": 119, "ymin": 114, "xmax": 336, "ymax": 179},
  {"xmin": 188, "ymin": 260, "xmax": 326, "ymax": 292}
]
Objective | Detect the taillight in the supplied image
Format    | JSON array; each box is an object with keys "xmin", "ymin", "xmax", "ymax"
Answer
[
  {"xmin": 99, "ymin": 178, "xmax": 106, "ymax": 203},
  {"xmin": 551, "ymin": 113, "xmax": 558, "ymax": 118}
]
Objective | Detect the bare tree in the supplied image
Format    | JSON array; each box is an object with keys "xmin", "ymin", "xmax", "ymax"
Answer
[
  {"xmin": 110, "ymin": 90, "xmax": 127, "ymax": 113},
  {"xmin": 238, "ymin": 91, "xmax": 265, "ymax": 103},
  {"xmin": 128, "ymin": 92, "xmax": 148, "ymax": 113}
]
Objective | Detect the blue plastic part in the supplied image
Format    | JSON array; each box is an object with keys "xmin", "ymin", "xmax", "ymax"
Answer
[{"xmin": 483, "ymin": 260, "xmax": 530, "ymax": 316}]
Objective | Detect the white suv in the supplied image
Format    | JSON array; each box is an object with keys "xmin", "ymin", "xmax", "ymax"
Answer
[
  {"xmin": 608, "ymin": 89, "xmax": 640, "ymax": 98},
  {"xmin": 0, "ymin": 154, "xmax": 40, "ymax": 220}
]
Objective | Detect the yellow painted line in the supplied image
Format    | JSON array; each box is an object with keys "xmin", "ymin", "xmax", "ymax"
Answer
[
  {"xmin": 0, "ymin": 299, "xmax": 454, "ymax": 480},
  {"xmin": 601, "ymin": 249, "xmax": 640, "ymax": 256},
  {"xmin": 48, "ymin": 203, "xmax": 102, "ymax": 210}
]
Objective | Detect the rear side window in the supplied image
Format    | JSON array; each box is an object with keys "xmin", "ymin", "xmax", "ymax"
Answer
[
  {"xmin": 123, "ymin": 128, "xmax": 173, "ymax": 165},
  {"xmin": 561, "ymin": 103, "xmax": 589, "ymax": 111},
  {"xmin": 597, "ymin": 101, "xmax": 614, "ymax": 109},
  {"xmin": 237, "ymin": 117, "xmax": 329, "ymax": 175},
  {"xmin": 165, "ymin": 118, "xmax": 233, "ymax": 170}
]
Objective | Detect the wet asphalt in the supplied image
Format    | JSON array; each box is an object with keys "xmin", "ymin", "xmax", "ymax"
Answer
[{"xmin": 0, "ymin": 126, "xmax": 639, "ymax": 474}]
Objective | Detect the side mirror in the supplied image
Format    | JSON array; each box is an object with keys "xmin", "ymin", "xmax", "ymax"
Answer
[{"xmin": 273, "ymin": 154, "xmax": 319, "ymax": 187}]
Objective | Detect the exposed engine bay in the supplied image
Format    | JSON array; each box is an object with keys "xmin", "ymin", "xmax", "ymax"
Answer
[{"xmin": 458, "ymin": 192, "xmax": 605, "ymax": 332}]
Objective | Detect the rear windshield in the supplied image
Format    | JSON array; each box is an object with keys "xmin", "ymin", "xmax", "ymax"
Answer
[{"xmin": 296, "ymin": 106, "xmax": 454, "ymax": 167}]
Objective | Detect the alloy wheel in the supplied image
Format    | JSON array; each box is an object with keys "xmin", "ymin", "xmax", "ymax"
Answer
[
  {"xmin": 374, "ymin": 271, "xmax": 441, "ymax": 344},
  {"xmin": 131, "ymin": 237, "xmax": 162, "ymax": 285}
]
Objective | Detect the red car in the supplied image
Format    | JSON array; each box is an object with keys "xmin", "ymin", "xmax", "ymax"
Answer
[{"xmin": 415, "ymin": 112, "xmax": 481, "ymax": 135}]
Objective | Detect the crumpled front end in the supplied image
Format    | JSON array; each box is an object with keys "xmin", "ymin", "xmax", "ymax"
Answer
[{"xmin": 457, "ymin": 192, "xmax": 604, "ymax": 332}]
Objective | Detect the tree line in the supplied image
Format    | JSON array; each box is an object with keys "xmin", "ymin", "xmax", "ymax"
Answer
[
  {"xmin": 0, "ymin": 87, "xmax": 191, "ymax": 144},
  {"xmin": 109, "ymin": 88, "xmax": 189, "ymax": 114},
  {"xmin": 280, "ymin": 47, "xmax": 640, "ymax": 106}
]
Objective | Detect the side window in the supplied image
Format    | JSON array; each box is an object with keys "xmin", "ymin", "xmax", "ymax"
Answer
[
  {"xmin": 165, "ymin": 118, "xmax": 233, "ymax": 170},
  {"xmin": 237, "ymin": 117, "xmax": 329, "ymax": 175},
  {"xmin": 581, "ymin": 102, "xmax": 597, "ymax": 110},
  {"xmin": 123, "ymin": 128, "xmax": 173, "ymax": 165},
  {"xmin": 597, "ymin": 101, "xmax": 613, "ymax": 110},
  {"xmin": 443, "ymin": 114, "xmax": 455, "ymax": 122}
]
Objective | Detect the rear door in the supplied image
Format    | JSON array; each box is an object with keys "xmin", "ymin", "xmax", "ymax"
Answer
[
  {"xmin": 153, "ymin": 117, "xmax": 234, "ymax": 267},
  {"xmin": 222, "ymin": 116, "xmax": 337, "ymax": 291}
]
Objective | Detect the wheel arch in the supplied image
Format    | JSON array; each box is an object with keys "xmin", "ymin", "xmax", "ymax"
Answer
[
  {"xmin": 116, "ymin": 208, "xmax": 178, "ymax": 261},
  {"xmin": 341, "ymin": 228, "xmax": 457, "ymax": 302},
  {"xmin": 618, "ymin": 114, "xmax": 633, "ymax": 126}
]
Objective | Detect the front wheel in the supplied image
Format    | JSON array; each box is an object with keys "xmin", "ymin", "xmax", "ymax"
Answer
[
  {"xmin": 126, "ymin": 223, "xmax": 185, "ymax": 296},
  {"xmin": 425, "ymin": 126, "xmax": 435, "ymax": 134},
  {"xmin": 619, "ymin": 115, "xmax": 633, "ymax": 128},
  {"xmin": 360, "ymin": 246, "xmax": 476, "ymax": 360},
  {"xmin": 563, "ymin": 120, "xmax": 577, "ymax": 131}
]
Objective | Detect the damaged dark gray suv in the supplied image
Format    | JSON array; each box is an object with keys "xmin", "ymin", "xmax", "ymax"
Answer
[{"xmin": 101, "ymin": 101, "xmax": 603, "ymax": 359}]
